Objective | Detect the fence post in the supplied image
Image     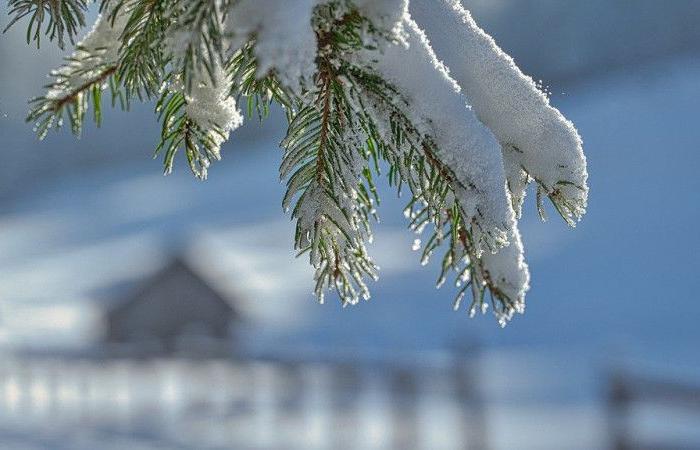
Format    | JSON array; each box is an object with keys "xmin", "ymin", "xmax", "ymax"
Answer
[
  {"xmin": 330, "ymin": 362, "xmax": 362, "ymax": 450},
  {"xmin": 606, "ymin": 372, "xmax": 635, "ymax": 450},
  {"xmin": 275, "ymin": 360, "xmax": 306, "ymax": 447},
  {"xmin": 390, "ymin": 366, "xmax": 420, "ymax": 450},
  {"xmin": 453, "ymin": 343, "xmax": 489, "ymax": 450}
]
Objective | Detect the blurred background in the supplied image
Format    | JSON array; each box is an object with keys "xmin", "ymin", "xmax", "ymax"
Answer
[{"xmin": 1, "ymin": 1, "xmax": 699, "ymax": 449}]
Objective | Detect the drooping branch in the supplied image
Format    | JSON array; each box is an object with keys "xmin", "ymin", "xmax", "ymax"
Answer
[{"xmin": 10, "ymin": 0, "xmax": 587, "ymax": 324}]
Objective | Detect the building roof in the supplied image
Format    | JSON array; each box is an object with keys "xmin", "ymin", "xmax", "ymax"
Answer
[{"xmin": 107, "ymin": 256, "xmax": 238, "ymax": 319}]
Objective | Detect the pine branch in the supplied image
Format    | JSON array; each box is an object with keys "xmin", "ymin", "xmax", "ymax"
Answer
[
  {"xmin": 27, "ymin": 63, "xmax": 119, "ymax": 138},
  {"xmin": 10, "ymin": 0, "xmax": 589, "ymax": 324},
  {"xmin": 228, "ymin": 44, "xmax": 293, "ymax": 121},
  {"xmin": 154, "ymin": 88, "xmax": 215, "ymax": 179},
  {"xmin": 25, "ymin": 5, "xmax": 130, "ymax": 138},
  {"xmin": 169, "ymin": 0, "xmax": 229, "ymax": 93},
  {"xmin": 344, "ymin": 52, "xmax": 521, "ymax": 319},
  {"xmin": 282, "ymin": 80, "xmax": 374, "ymax": 304},
  {"xmin": 113, "ymin": 0, "xmax": 168, "ymax": 98},
  {"xmin": 4, "ymin": 0, "xmax": 88, "ymax": 49}
]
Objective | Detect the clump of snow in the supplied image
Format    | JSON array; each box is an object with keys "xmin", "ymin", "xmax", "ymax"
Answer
[
  {"xmin": 183, "ymin": 63, "xmax": 243, "ymax": 157},
  {"xmin": 354, "ymin": 0, "xmax": 408, "ymax": 33},
  {"xmin": 479, "ymin": 227, "xmax": 529, "ymax": 326},
  {"xmin": 164, "ymin": 4, "xmax": 244, "ymax": 166},
  {"xmin": 226, "ymin": 0, "xmax": 319, "ymax": 94}
]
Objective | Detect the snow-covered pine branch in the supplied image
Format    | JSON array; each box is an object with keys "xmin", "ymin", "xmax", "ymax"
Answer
[
  {"xmin": 6, "ymin": 0, "xmax": 588, "ymax": 325},
  {"xmin": 26, "ymin": 3, "xmax": 128, "ymax": 137},
  {"xmin": 410, "ymin": 0, "xmax": 587, "ymax": 224}
]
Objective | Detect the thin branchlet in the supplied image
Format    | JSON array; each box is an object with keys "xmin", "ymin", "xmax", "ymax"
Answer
[
  {"xmin": 4, "ymin": 0, "xmax": 88, "ymax": 49},
  {"xmin": 113, "ymin": 0, "xmax": 168, "ymax": 98}
]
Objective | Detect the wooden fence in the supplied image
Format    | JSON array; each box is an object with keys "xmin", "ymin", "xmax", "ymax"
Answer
[{"xmin": 0, "ymin": 351, "xmax": 488, "ymax": 449}]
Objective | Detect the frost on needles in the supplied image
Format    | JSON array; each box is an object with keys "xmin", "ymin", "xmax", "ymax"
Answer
[{"xmin": 7, "ymin": 0, "xmax": 588, "ymax": 326}]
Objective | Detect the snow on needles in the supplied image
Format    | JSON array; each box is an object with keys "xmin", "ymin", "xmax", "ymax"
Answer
[
  {"xmin": 183, "ymin": 63, "xmax": 243, "ymax": 159},
  {"xmin": 226, "ymin": 0, "xmax": 320, "ymax": 94},
  {"xmin": 45, "ymin": 7, "xmax": 128, "ymax": 102},
  {"xmin": 164, "ymin": 1, "xmax": 243, "ymax": 174},
  {"xmin": 362, "ymin": 13, "xmax": 529, "ymax": 323},
  {"xmin": 411, "ymin": 0, "xmax": 588, "ymax": 220},
  {"xmin": 228, "ymin": 0, "xmax": 577, "ymax": 322},
  {"xmin": 367, "ymin": 16, "xmax": 515, "ymax": 254}
]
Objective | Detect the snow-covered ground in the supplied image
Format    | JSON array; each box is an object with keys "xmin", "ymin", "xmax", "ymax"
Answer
[{"xmin": 0, "ymin": 38, "xmax": 699, "ymax": 450}]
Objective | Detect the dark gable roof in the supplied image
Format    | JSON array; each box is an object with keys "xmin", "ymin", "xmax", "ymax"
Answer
[{"xmin": 107, "ymin": 256, "xmax": 239, "ymax": 320}]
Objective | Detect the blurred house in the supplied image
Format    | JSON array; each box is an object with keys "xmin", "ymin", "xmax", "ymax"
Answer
[{"xmin": 104, "ymin": 257, "xmax": 240, "ymax": 356}]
